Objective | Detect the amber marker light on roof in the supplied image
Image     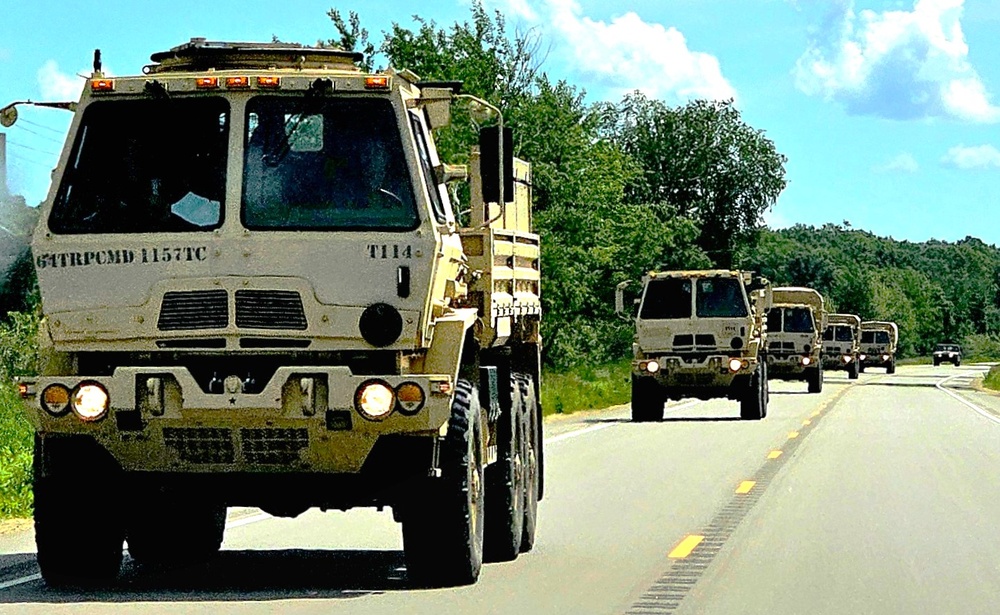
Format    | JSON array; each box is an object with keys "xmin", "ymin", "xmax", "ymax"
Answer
[
  {"xmin": 196, "ymin": 77, "xmax": 219, "ymax": 89},
  {"xmin": 91, "ymin": 79, "xmax": 115, "ymax": 92},
  {"xmin": 226, "ymin": 76, "xmax": 250, "ymax": 89},
  {"xmin": 257, "ymin": 76, "xmax": 281, "ymax": 89},
  {"xmin": 364, "ymin": 76, "xmax": 389, "ymax": 89}
]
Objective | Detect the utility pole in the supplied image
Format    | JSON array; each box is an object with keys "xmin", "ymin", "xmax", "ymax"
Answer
[{"xmin": 0, "ymin": 132, "xmax": 7, "ymax": 202}]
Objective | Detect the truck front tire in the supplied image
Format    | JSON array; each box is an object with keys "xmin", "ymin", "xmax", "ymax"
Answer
[
  {"xmin": 807, "ymin": 366, "xmax": 824, "ymax": 393},
  {"xmin": 631, "ymin": 375, "xmax": 664, "ymax": 422},
  {"xmin": 403, "ymin": 379, "xmax": 485, "ymax": 587},
  {"xmin": 740, "ymin": 365, "xmax": 766, "ymax": 421},
  {"xmin": 517, "ymin": 374, "xmax": 540, "ymax": 554},
  {"xmin": 127, "ymin": 489, "xmax": 226, "ymax": 568}
]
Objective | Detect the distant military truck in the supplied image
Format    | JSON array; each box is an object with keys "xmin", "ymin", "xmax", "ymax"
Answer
[
  {"xmin": 616, "ymin": 270, "xmax": 772, "ymax": 422},
  {"xmin": 767, "ymin": 287, "xmax": 826, "ymax": 393},
  {"xmin": 9, "ymin": 40, "xmax": 543, "ymax": 588},
  {"xmin": 932, "ymin": 343, "xmax": 962, "ymax": 367},
  {"xmin": 822, "ymin": 313, "xmax": 861, "ymax": 380},
  {"xmin": 860, "ymin": 321, "xmax": 899, "ymax": 373}
]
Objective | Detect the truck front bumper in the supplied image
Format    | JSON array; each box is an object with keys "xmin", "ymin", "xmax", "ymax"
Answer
[
  {"xmin": 20, "ymin": 366, "xmax": 453, "ymax": 474},
  {"xmin": 633, "ymin": 355, "xmax": 757, "ymax": 400}
]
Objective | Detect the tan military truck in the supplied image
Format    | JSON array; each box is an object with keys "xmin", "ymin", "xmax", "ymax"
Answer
[
  {"xmin": 615, "ymin": 270, "xmax": 772, "ymax": 422},
  {"xmin": 860, "ymin": 321, "xmax": 899, "ymax": 373},
  {"xmin": 766, "ymin": 287, "xmax": 826, "ymax": 393},
  {"xmin": 822, "ymin": 313, "xmax": 861, "ymax": 380},
  {"xmin": 8, "ymin": 39, "xmax": 543, "ymax": 587}
]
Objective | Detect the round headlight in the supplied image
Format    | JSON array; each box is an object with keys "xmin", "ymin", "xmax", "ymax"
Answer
[
  {"xmin": 41, "ymin": 384, "xmax": 71, "ymax": 416},
  {"xmin": 859, "ymin": 354, "xmax": 867, "ymax": 361},
  {"xmin": 843, "ymin": 355, "xmax": 852, "ymax": 363},
  {"xmin": 71, "ymin": 383, "xmax": 109, "ymax": 421},
  {"xmin": 356, "ymin": 380, "xmax": 395, "ymax": 420},
  {"xmin": 728, "ymin": 358, "xmax": 743, "ymax": 372},
  {"xmin": 646, "ymin": 360, "xmax": 660, "ymax": 374},
  {"xmin": 395, "ymin": 382, "xmax": 426, "ymax": 415},
  {"xmin": 882, "ymin": 354, "xmax": 890, "ymax": 361},
  {"xmin": 802, "ymin": 357, "xmax": 812, "ymax": 366}
]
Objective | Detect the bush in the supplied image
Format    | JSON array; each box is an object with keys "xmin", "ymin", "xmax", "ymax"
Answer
[
  {"xmin": 983, "ymin": 365, "xmax": 1000, "ymax": 392},
  {"xmin": 0, "ymin": 310, "xmax": 40, "ymax": 518}
]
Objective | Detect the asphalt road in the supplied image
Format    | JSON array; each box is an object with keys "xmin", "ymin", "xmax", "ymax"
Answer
[{"xmin": 1, "ymin": 363, "xmax": 998, "ymax": 614}]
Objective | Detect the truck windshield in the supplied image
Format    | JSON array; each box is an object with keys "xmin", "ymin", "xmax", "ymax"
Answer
[
  {"xmin": 242, "ymin": 97, "xmax": 418, "ymax": 230},
  {"xmin": 825, "ymin": 325, "xmax": 853, "ymax": 341},
  {"xmin": 49, "ymin": 98, "xmax": 229, "ymax": 234},
  {"xmin": 695, "ymin": 278, "xmax": 748, "ymax": 318},
  {"xmin": 640, "ymin": 278, "xmax": 692, "ymax": 319},
  {"xmin": 875, "ymin": 331, "xmax": 890, "ymax": 344},
  {"xmin": 783, "ymin": 307, "xmax": 815, "ymax": 333}
]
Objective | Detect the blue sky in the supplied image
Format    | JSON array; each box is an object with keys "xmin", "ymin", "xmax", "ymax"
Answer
[{"xmin": 2, "ymin": 0, "xmax": 1000, "ymax": 244}]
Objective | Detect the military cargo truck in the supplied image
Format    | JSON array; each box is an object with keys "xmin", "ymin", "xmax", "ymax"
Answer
[
  {"xmin": 615, "ymin": 270, "xmax": 772, "ymax": 422},
  {"xmin": 822, "ymin": 313, "xmax": 860, "ymax": 380},
  {"xmin": 766, "ymin": 287, "xmax": 826, "ymax": 393},
  {"xmin": 8, "ymin": 39, "xmax": 543, "ymax": 587},
  {"xmin": 860, "ymin": 321, "xmax": 899, "ymax": 373}
]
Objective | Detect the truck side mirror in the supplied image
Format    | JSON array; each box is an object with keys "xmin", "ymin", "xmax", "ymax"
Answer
[
  {"xmin": 480, "ymin": 126, "xmax": 513, "ymax": 204},
  {"xmin": 615, "ymin": 280, "xmax": 634, "ymax": 320}
]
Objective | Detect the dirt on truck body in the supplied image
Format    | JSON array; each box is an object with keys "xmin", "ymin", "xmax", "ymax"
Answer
[
  {"xmin": 616, "ymin": 270, "xmax": 772, "ymax": 422},
  {"xmin": 8, "ymin": 39, "xmax": 543, "ymax": 588}
]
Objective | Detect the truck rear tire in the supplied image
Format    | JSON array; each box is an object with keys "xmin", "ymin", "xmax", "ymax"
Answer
[
  {"xmin": 127, "ymin": 489, "xmax": 226, "ymax": 567},
  {"xmin": 403, "ymin": 379, "xmax": 485, "ymax": 587},
  {"xmin": 517, "ymin": 374, "xmax": 540, "ymax": 554},
  {"xmin": 740, "ymin": 365, "xmax": 765, "ymax": 421},
  {"xmin": 807, "ymin": 367, "xmax": 823, "ymax": 393},
  {"xmin": 484, "ymin": 377, "xmax": 526, "ymax": 563},
  {"xmin": 631, "ymin": 375, "xmax": 664, "ymax": 422}
]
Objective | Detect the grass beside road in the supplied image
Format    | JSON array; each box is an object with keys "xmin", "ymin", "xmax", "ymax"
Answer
[
  {"xmin": 541, "ymin": 359, "xmax": 632, "ymax": 416},
  {"xmin": 983, "ymin": 366, "xmax": 1000, "ymax": 392},
  {"xmin": 0, "ymin": 383, "xmax": 32, "ymax": 519}
]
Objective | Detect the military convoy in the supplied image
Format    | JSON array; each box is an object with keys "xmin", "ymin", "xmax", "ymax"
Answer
[
  {"xmin": 766, "ymin": 287, "xmax": 827, "ymax": 393},
  {"xmin": 860, "ymin": 321, "xmax": 899, "ymax": 373},
  {"xmin": 10, "ymin": 39, "xmax": 543, "ymax": 587},
  {"xmin": 616, "ymin": 270, "xmax": 772, "ymax": 422},
  {"xmin": 822, "ymin": 313, "xmax": 861, "ymax": 380}
]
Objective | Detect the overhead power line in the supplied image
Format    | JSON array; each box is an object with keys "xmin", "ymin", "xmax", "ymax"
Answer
[{"xmin": 6, "ymin": 141, "xmax": 58, "ymax": 157}]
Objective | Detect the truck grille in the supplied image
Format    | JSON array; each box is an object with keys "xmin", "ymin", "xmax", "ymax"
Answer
[
  {"xmin": 675, "ymin": 373, "xmax": 715, "ymax": 385},
  {"xmin": 695, "ymin": 334, "xmax": 716, "ymax": 347},
  {"xmin": 163, "ymin": 427, "xmax": 235, "ymax": 464},
  {"xmin": 241, "ymin": 428, "xmax": 310, "ymax": 465},
  {"xmin": 235, "ymin": 290, "xmax": 308, "ymax": 330},
  {"xmin": 157, "ymin": 290, "xmax": 229, "ymax": 331}
]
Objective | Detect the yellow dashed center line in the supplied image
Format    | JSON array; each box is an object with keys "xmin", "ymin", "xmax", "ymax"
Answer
[
  {"xmin": 788, "ymin": 431, "xmax": 799, "ymax": 439},
  {"xmin": 668, "ymin": 535, "xmax": 704, "ymax": 559},
  {"xmin": 768, "ymin": 450, "xmax": 783, "ymax": 459},
  {"xmin": 811, "ymin": 411, "xmax": 821, "ymax": 418},
  {"xmin": 735, "ymin": 480, "xmax": 756, "ymax": 494},
  {"xmin": 802, "ymin": 419, "xmax": 812, "ymax": 426}
]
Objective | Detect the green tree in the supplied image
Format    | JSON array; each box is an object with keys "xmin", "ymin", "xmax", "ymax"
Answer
[{"xmin": 599, "ymin": 94, "xmax": 787, "ymax": 266}]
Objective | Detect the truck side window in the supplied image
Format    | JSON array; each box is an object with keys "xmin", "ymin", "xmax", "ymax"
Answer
[{"xmin": 409, "ymin": 113, "xmax": 448, "ymax": 224}]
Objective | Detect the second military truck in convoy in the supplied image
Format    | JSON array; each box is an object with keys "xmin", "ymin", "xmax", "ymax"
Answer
[
  {"xmin": 860, "ymin": 321, "xmax": 899, "ymax": 373},
  {"xmin": 767, "ymin": 287, "xmax": 826, "ymax": 393},
  {"xmin": 9, "ymin": 39, "xmax": 543, "ymax": 588},
  {"xmin": 822, "ymin": 313, "xmax": 861, "ymax": 380},
  {"xmin": 617, "ymin": 270, "xmax": 772, "ymax": 422}
]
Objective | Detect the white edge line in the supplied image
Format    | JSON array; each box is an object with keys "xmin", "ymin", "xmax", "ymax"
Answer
[
  {"xmin": 0, "ymin": 512, "xmax": 275, "ymax": 591},
  {"xmin": 545, "ymin": 399, "xmax": 702, "ymax": 445},
  {"xmin": 0, "ymin": 572, "xmax": 41, "ymax": 591},
  {"xmin": 935, "ymin": 372, "xmax": 1000, "ymax": 425}
]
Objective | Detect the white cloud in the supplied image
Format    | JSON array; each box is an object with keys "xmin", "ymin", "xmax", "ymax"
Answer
[
  {"xmin": 794, "ymin": 0, "xmax": 1000, "ymax": 122},
  {"xmin": 37, "ymin": 60, "xmax": 86, "ymax": 100},
  {"xmin": 496, "ymin": 0, "xmax": 736, "ymax": 103},
  {"xmin": 941, "ymin": 144, "xmax": 1000, "ymax": 169},
  {"xmin": 876, "ymin": 152, "xmax": 920, "ymax": 173}
]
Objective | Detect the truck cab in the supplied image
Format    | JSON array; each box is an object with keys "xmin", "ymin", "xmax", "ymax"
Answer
[
  {"xmin": 767, "ymin": 287, "xmax": 826, "ymax": 393},
  {"xmin": 860, "ymin": 321, "xmax": 899, "ymax": 373},
  {"xmin": 822, "ymin": 313, "xmax": 861, "ymax": 379},
  {"xmin": 617, "ymin": 270, "xmax": 771, "ymax": 422}
]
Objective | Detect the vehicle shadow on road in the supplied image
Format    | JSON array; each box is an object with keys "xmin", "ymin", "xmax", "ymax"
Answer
[{"xmin": 0, "ymin": 549, "xmax": 412, "ymax": 603}]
